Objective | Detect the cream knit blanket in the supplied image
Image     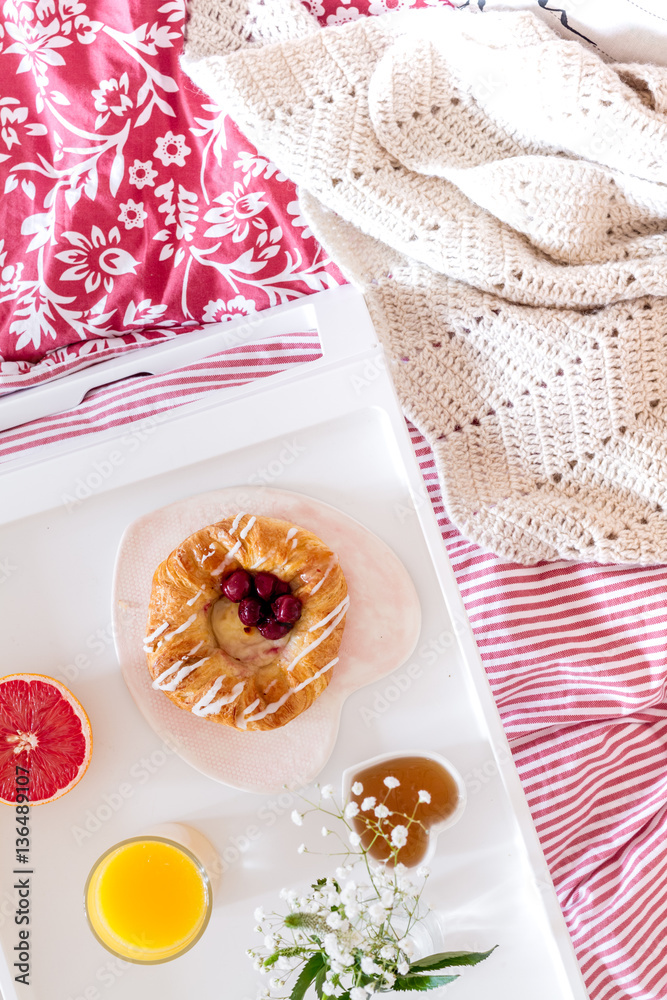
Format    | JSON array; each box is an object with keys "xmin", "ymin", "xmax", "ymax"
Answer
[{"xmin": 182, "ymin": 2, "xmax": 667, "ymax": 565}]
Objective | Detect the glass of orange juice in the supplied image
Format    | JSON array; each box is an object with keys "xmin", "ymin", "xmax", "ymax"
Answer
[{"xmin": 84, "ymin": 835, "xmax": 212, "ymax": 963}]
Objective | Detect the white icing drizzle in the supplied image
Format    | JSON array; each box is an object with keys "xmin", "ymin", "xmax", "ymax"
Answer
[
  {"xmin": 237, "ymin": 698, "xmax": 261, "ymax": 730},
  {"xmin": 186, "ymin": 586, "xmax": 206, "ymax": 606},
  {"xmin": 211, "ymin": 540, "xmax": 242, "ymax": 575},
  {"xmin": 144, "ymin": 622, "xmax": 168, "ymax": 646},
  {"xmin": 310, "ymin": 559, "xmax": 336, "ymax": 596},
  {"xmin": 286, "ymin": 602, "xmax": 349, "ymax": 676},
  {"xmin": 231, "ymin": 511, "xmax": 245, "ymax": 533},
  {"xmin": 239, "ymin": 515, "xmax": 256, "ymax": 540},
  {"xmin": 162, "ymin": 613, "xmax": 197, "ymax": 641},
  {"xmin": 250, "ymin": 556, "xmax": 266, "ymax": 570},
  {"xmin": 309, "ymin": 596, "xmax": 350, "ymax": 633},
  {"xmin": 291, "ymin": 538, "xmax": 298, "ymax": 550},
  {"xmin": 151, "ymin": 641, "xmax": 204, "ymax": 690},
  {"xmin": 201, "ymin": 543, "xmax": 216, "ymax": 564},
  {"xmin": 243, "ymin": 657, "xmax": 339, "ymax": 726},
  {"xmin": 193, "ymin": 679, "xmax": 246, "ymax": 717},
  {"xmin": 286, "ymin": 527, "xmax": 298, "ymax": 542},
  {"xmin": 153, "ymin": 654, "xmax": 209, "ymax": 692}
]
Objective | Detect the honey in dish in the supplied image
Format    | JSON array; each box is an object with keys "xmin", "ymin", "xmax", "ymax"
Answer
[{"xmin": 350, "ymin": 755, "xmax": 460, "ymax": 867}]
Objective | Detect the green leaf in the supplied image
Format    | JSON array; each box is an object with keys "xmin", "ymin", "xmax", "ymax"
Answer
[
  {"xmin": 314, "ymin": 965, "xmax": 327, "ymax": 999},
  {"xmin": 410, "ymin": 947, "xmax": 498, "ymax": 972},
  {"xmin": 290, "ymin": 953, "xmax": 325, "ymax": 1000},
  {"xmin": 393, "ymin": 974, "xmax": 460, "ymax": 991}
]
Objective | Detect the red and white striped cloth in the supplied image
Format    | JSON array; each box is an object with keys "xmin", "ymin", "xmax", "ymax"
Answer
[{"xmin": 3, "ymin": 1, "xmax": 667, "ymax": 997}]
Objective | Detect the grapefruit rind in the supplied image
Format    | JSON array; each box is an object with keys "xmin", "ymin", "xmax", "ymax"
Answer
[{"xmin": 0, "ymin": 673, "xmax": 92, "ymax": 806}]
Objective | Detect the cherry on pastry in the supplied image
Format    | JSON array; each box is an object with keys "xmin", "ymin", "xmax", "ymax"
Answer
[
  {"xmin": 254, "ymin": 572, "xmax": 281, "ymax": 601},
  {"xmin": 222, "ymin": 569, "xmax": 252, "ymax": 602},
  {"xmin": 272, "ymin": 594, "xmax": 302, "ymax": 624},
  {"xmin": 257, "ymin": 618, "xmax": 292, "ymax": 640},
  {"xmin": 273, "ymin": 578, "xmax": 291, "ymax": 597},
  {"xmin": 238, "ymin": 598, "xmax": 263, "ymax": 626}
]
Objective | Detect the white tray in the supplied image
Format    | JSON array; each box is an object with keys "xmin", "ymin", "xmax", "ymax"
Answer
[{"xmin": 0, "ymin": 287, "xmax": 587, "ymax": 1000}]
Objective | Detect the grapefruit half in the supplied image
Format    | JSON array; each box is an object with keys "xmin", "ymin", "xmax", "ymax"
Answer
[{"xmin": 0, "ymin": 674, "xmax": 92, "ymax": 805}]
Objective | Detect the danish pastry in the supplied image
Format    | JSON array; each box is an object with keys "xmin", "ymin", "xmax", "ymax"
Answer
[{"xmin": 144, "ymin": 514, "xmax": 348, "ymax": 731}]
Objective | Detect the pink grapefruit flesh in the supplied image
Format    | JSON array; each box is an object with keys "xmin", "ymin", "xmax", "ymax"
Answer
[{"xmin": 0, "ymin": 674, "xmax": 92, "ymax": 805}]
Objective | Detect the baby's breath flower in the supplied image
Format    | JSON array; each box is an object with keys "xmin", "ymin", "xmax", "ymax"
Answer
[
  {"xmin": 417, "ymin": 865, "xmax": 430, "ymax": 878},
  {"xmin": 398, "ymin": 937, "xmax": 415, "ymax": 957},
  {"xmin": 384, "ymin": 776, "xmax": 400, "ymax": 789},
  {"xmin": 340, "ymin": 880, "xmax": 357, "ymax": 903},
  {"xmin": 391, "ymin": 825, "xmax": 408, "ymax": 848},
  {"xmin": 323, "ymin": 932, "xmax": 339, "ymax": 957},
  {"xmin": 248, "ymin": 782, "xmax": 494, "ymax": 996},
  {"xmin": 418, "ymin": 789, "xmax": 431, "ymax": 803}
]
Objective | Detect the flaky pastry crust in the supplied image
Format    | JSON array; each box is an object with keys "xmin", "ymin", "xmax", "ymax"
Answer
[{"xmin": 144, "ymin": 514, "xmax": 348, "ymax": 731}]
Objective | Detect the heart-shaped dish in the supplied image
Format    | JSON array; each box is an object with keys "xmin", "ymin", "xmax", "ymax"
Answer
[
  {"xmin": 112, "ymin": 487, "xmax": 421, "ymax": 793},
  {"xmin": 341, "ymin": 750, "xmax": 467, "ymax": 867}
]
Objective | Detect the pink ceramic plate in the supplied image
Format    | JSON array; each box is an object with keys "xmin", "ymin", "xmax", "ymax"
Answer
[{"xmin": 112, "ymin": 487, "xmax": 421, "ymax": 793}]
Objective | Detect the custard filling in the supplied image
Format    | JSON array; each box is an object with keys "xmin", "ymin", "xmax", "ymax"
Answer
[{"xmin": 209, "ymin": 599, "xmax": 289, "ymax": 668}]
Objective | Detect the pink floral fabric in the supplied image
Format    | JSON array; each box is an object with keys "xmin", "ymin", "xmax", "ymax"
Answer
[{"xmin": 0, "ymin": 0, "xmax": 344, "ymax": 394}]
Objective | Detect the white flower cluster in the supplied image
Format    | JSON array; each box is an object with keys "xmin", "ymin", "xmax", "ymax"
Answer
[
  {"xmin": 250, "ymin": 864, "xmax": 424, "ymax": 998},
  {"xmin": 247, "ymin": 778, "xmax": 438, "ymax": 999}
]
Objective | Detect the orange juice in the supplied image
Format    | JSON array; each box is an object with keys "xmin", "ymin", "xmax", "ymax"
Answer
[{"xmin": 85, "ymin": 837, "xmax": 211, "ymax": 963}]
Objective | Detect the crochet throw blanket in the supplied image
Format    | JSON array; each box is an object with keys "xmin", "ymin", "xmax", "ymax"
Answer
[{"xmin": 182, "ymin": 1, "xmax": 667, "ymax": 565}]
